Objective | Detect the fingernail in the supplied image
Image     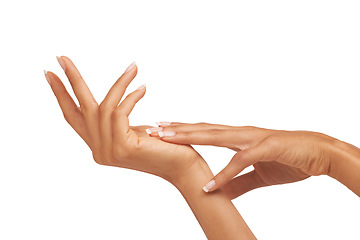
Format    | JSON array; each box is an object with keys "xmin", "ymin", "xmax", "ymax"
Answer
[
  {"xmin": 158, "ymin": 131, "xmax": 176, "ymax": 137},
  {"xmin": 145, "ymin": 127, "xmax": 163, "ymax": 135},
  {"xmin": 44, "ymin": 70, "xmax": 51, "ymax": 85},
  {"xmin": 136, "ymin": 84, "xmax": 146, "ymax": 90},
  {"xmin": 125, "ymin": 61, "xmax": 136, "ymax": 73},
  {"xmin": 156, "ymin": 122, "xmax": 171, "ymax": 127},
  {"xmin": 56, "ymin": 56, "xmax": 66, "ymax": 72},
  {"xmin": 203, "ymin": 180, "xmax": 215, "ymax": 193}
]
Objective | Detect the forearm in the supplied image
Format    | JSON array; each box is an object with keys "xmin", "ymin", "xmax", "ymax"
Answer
[
  {"xmin": 172, "ymin": 160, "xmax": 256, "ymax": 240},
  {"xmin": 328, "ymin": 140, "xmax": 360, "ymax": 197}
]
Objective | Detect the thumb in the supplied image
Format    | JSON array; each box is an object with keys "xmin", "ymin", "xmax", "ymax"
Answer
[
  {"xmin": 222, "ymin": 170, "xmax": 268, "ymax": 199},
  {"xmin": 203, "ymin": 145, "xmax": 267, "ymax": 193}
]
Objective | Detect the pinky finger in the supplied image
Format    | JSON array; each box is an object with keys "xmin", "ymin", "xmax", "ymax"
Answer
[{"xmin": 112, "ymin": 85, "xmax": 146, "ymax": 137}]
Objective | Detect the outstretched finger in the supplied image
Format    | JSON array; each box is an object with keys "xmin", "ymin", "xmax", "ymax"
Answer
[
  {"xmin": 45, "ymin": 71, "xmax": 90, "ymax": 144},
  {"xmin": 203, "ymin": 144, "xmax": 268, "ymax": 193},
  {"xmin": 101, "ymin": 62, "xmax": 138, "ymax": 109},
  {"xmin": 158, "ymin": 122, "xmax": 232, "ymax": 133},
  {"xmin": 112, "ymin": 85, "xmax": 146, "ymax": 141},
  {"xmin": 158, "ymin": 129, "xmax": 240, "ymax": 149},
  {"xmin": 98, "ymin": 63, "xmax": 138, "ymax": 160},
  {"xmin": 154, "ymin": 127, "xmax": 264, "ymax": 151}
]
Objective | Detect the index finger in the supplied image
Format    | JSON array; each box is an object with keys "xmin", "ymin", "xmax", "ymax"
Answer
[{"xmin": 157, "ymin": 128, "xmax": 264, "ymax": 150}]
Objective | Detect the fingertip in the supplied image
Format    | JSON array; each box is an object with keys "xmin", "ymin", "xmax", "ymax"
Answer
[
  {"xmin": 156, "ymin": 121, "xmax": 172, "ymax": 127},
  {"xmin": 44, "ymin": 70, "xmax": 51, "ymax": 85},
  {"xmin": 56, "ymin": 56, "xmax": 66, "ymax": 72},
  {"xmin": 45, "ymin": 71, "xmax": 57, "ymax": 80},
  {"xmin": 136, "ymin": 84, "xmax": 146, "ymax": 91},
  {"xmin": 158, "ymin": 131, "xmax": 176, "ymax": 138},
  {"xmin": 203, "ymin": 179, "xmax": 216, "ymax": 193}
]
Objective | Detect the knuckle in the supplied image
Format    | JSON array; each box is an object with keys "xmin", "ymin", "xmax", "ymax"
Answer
[
  {"xmin": 264, "ymin": 135, "xmax": 281, "ymax": 148},
  {"xmin": 216, "ymin": 170, "xmax": 229, "ymax": 184},
  {"xmin": 81, "ymin": 101, "xmax": 98, "ymax": 113},
  {"xmin": 242, "ymin": 126, "xmax": 257, "ymax": 131},
  {"xmin": 111, "ymin": 108, "xmax": 122, "ymax": 120},
  {"xmin": 99, "ymin": 102, "xmax": 110, "ymax": 114},
  {"xmin": 209, "ymin": 129, "xmax": 223, "ymax": 135}
]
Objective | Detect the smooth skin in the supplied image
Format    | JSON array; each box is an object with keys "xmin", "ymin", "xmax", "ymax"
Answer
[
  {"xmin": 152, "ymin": 122, "xmax": 360, "ymax": 198},
  {"xmin": 45, "ymin": 56, "xmax": 256, "ymax": 240}
]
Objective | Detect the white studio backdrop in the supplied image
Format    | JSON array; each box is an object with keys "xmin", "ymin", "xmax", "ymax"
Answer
[{"xmin": 1, "ymin": 0, "xmax": 359, "ymax": 239}]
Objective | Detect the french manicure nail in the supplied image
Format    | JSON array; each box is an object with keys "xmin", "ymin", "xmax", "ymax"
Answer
[
  {"xmin": 158, "ymin": 131, "xmax": 176, "ymax": 137},
  {"xmin": 145, "ymin": 127, "xmax": 163, "ymax": 135},
  {"xmin": 156, "ymin": 122, "xmax": 171, "ymax": 127},
  {"xmin": 136, "ymin": 84, "xmax": 146, "ymax": 90},
  {"xmin": 44, "ymin": 70, "xmax": 51, "ymax": 85},
  {"xmin": 56, "ymin": 56, "xmax": 66, "ymax": 72},
  {"xmin": 125, "ymin": 61, "xmax": 136, "ymax": 73},
  {"xmin": 203, "ymin": 180, "xmax": 215, "ymax": 193}
]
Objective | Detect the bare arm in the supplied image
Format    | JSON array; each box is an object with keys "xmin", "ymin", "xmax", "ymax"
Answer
[
  {"xmin": 46, "ymin": 56, "xmax": 255, "ymax": 239},
  {"xmin": 328, "ymin": 140, "xmax": 360, "ymax": 196},
  {"xmin": 150, "ymin": 122, "xmax": 360, "ymax": 198},
  {"xmin": 173, "ymin": 160, "xmax": 255, "ymax": 240}
]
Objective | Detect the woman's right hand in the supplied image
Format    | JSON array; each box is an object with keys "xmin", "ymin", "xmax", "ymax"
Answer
[
  {"xmin": 149, "ymin": 122, "xmax": 359, "ymax": 198},
  {"xmin": 45, "ymin": 56, "xmax": 208, "ymax": 185}
]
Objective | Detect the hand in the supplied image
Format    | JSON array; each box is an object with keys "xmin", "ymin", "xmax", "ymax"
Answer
[
  {"xmin": 45, "ymin": 57, "xmax": 256, "ymax": 239},
  {"xmin": 149, "ymin": 122, "xmax": 338, "ymax": 198},
  {"xmin": 45, "ymin": 56, "xmax": 207, "ymax": 184}
]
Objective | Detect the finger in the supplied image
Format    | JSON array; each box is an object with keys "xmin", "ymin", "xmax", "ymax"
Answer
[
  {"xmin": 57, "ymin": 56, "xmax": 98, "ymax": 112},
  {"xmin": 222, "ymin": 170, "xmax": 267, "ymax": 199},
  {"xmin": 157, "ymin": 129, "xmax": 237, "ymax": 148},
  {"xmin": 203, "ymin": 144, "xmax": 268, "ymax": 193},
  {"xmin": 45, "ymin": 71, "xmax": 90, "ymax": 144},
  {"xmin": 156, "ymin": 121, "xmax": 230, "ymax": 128},
  {"xmin": 101, "ymin": 62, "xmax": 138, "ymax": 108},
  {"xmin": 157, "ymin": 128, "xmax": 262, "ymax": 150},
  {"xmin": 98, "ymin": 62, "xmax": 138, "ymax": 161},
  {"xmin": 162, "ymin": 122, "xmax": 232, "ymax": 132},
  {"xmin": 112, "ymin": 85, "xmax": 146, "ymax": 141}
]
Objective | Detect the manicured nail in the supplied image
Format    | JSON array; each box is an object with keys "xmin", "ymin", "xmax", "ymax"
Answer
[
  {"xmin": 156, "ymin": 122, "xmax": 171, "ymax": 127},
  {"xmin": 203, "ymin": 180, "xmax": 215, "ymax": 193},
  {"xmin": 44, "ymin": 70, "xmax": 51, "ymax": 85},
  {"xmin": 125, "ymin": 61, "xmax": 136, "ymax": 73},
  {"xmin": 158, "ymin": 131, "xmax": 176, "ymax": 137},
  {"xmin": 136, "ymin": 84, "xmax": 146, "ymax": 90},
  {"xmin": 56, "ymin": 56, "xmax": 66, "ymax": 72},
  {"xmin": 145, "ymin": 127, "xmax": 163, "ymax": 135}
]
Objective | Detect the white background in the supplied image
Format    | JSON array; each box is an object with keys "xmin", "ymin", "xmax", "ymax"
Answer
[{"xmin": 1, "ymin": 0, "xmax": 359, "ymax": 239}]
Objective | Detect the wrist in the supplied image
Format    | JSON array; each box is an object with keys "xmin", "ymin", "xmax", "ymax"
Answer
[
  {"xmin": 168, "ymin": 156, "xmax": 256, "ymax": 239},
  {"xmin": 328, "ymin": 139, "xmax": 360, "ymax": 177},
  {"xmin": 170, "ymin": 157, "xmax": 214, "ymax": 192},
  {"xmin": 328, "ymin": 139, "xmax": 360, "ymax": 196}
]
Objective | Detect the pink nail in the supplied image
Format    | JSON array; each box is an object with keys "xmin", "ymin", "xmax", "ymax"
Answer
[
  {"xmin": 203, "ymin": 180, "xmax": 215, "ymax": 193},
  {"xmin": 145, "ymin": 127, "xmax": 163, "ymax": 135},
  {"xmin": 44, "ymin": 70, "xmax": 51, "ymax": 85},
  {"xmin": 56, "ymin": 56, "xmax": 66, "ymax": 72},
  {"xmin": 158, "ymin": 131, "xmax": 176, "ymax": 137},
  {"xmin": 156, "ymin": 122, "xmax": 171, "ymax": 127},
  {"xmin": 136, "ymin": 84, "xmax": 146, "ymax": 90},
  {"xmin": 125, "ymin": 61, "xmax": 136, "ymax": 73}
]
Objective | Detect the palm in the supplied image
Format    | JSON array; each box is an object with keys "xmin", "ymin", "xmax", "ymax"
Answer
[{"xmin": 126, "ymin": 125, "xmax": 205, "ymax": 180}]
